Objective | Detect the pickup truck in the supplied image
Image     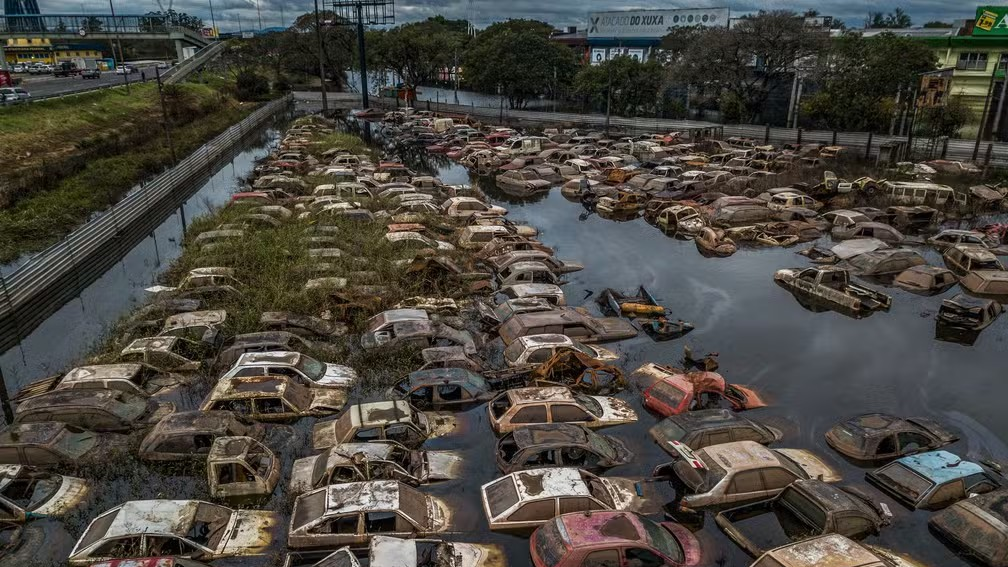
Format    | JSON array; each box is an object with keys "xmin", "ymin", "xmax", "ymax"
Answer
[
  {"xmin": 53, "ymin": 62, "xmax": 78, "ymax": 77},
  {"xmin": 774, "ymin": 266, "xmax": 891, "ymax": 316}
]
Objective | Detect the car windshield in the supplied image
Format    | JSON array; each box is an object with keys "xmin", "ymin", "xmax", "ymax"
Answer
[
  {"xmin": 585, "ymin": 475, "xmax": 615, "ymax": 508},
  {"xmin": 503, "ymin": 341, "xmax": 526, "ymax": 365},
  {"xmin": 875, "ymin": 463, "xmax": 934, "ymax": 504},
  {"xmin": 777, "ymin": 486, "xmax": 828, "ymax": 533},
  {"xmin": 675, "ymin": 449, "xmax": 727, "ymax": 492},
  {"xmin": 572, "ymin": 341, "xmax": 596, "ymax": 357},
  {"xmin": 391, "ymin": 379, "xmax": 411, "ymax": 397},
  {"xmin": 831, "ymin": 424, "xmax": 866, "ymax": 449},
  {"xmin": 485, "ymin": 477, "xmax": 520, "ymax": 518},
  {"xmin": 649, "ymin": 380, "xmax": 687, "ymax": 409},
  {"xmin": 641, "ymin": 516, "xmax": 685, "ymax": 563},
  {"xmin": 533, "ymin": 519, "xmax": 568, "ymax": 567},
  {"xmin": 188, "ymin": 502, "xmax": 232, "ymax": 549},
  {"xmin": 398, "ymin": 484, "xmax": 430, "ymax": 527},
  {"xmin": 1, "ymin": 473, "xmax": 61, "ymax": 510},
  {"xmin": 293, "ymin": 490, "xmax": 327, "ymax": 530},
  {"xmin": 240, "ymin": 443, "xmax": 273, "ymax": 478},
  {"xmin": 586, "ymin": 431, "xmax": 617, "ymax": 459},
  {"xmin": 572, "ymin": 394, "xmax": 602, "ymax": 417},
  {"xmin": 652, "ymin": 419, "xmax": 688, "ymax": 442},
  {"xmin": 51, "ymin": 426, "xmax": 99, "ymax": 458},
  {"xmin": 773, "ymin": 451, "xmax": 810, "ymax": 479},
  {"xmin": 296, "ymin": 355, "xmax": 326, "ymax": 381}
]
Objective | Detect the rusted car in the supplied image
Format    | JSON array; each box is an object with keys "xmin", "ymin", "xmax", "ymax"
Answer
[
  {"xmin": 715, "ymin": 479, "xmax": 887, "ymax": 557},
  {"xmin": 494, "ymin": 261, "xmax": 564, "ymax": 288},
  {"xmin": 843, "ymin": 249, "xmax": 926, "ymax": 277},
  {"xmin": 774, "ymin": 266, "xmax": 891, "ymax": 316},
  {"xmin": 938, "ymin": 294, "xmax": 1003, "ymax": 331},
  {"xmin": 531, "ymin": 350, "xmax": 625, "ymax": 395},
  {"xmin": 139, "ymin": 411, "xmax": 274, "ymax": 462},
  {"xmin": 656, "ymin": 205, "xmax": 706, "ymax": 234},
  {"xmin": 929, "ymin": 229, "xmax": 998, "ymax": 251},
  {"xmin": 498, "ymin": 309, "xmax": 637, "ymax": 346},
  {"xmin": 0, "ymin": 465, "xmax": 89, "ymax": 522},
  {"xmin": 312, "ymin": 401, "xmax": 456, "ymax": 450},
  {"xmin": 825, "ymin": 413, "xmax": 959, "ymax": 465},
  {"xmin": 387, "ymin": 368, "xmax": 495, "ymax": 410},
  {"xmin": 290, "ymin": 441, "xmax": 462, "ymax": 493},
  {"xmin": 160, "ymin": 310, "xmax": 226, "ymax": 346},
  {"xmin": 495, "ymin": 423, "xmax": 632, "ymax": 474},
  {"xmin": 215, "ymin": 332, "xmax": 322, "ymax": 370},
  {"xmin": 504, "ymin": 334, "xmax": 618, "ymax": 368},
  {"xmin": 206, "ymin": 436, "xmax": 279, "ymax": 502},
  {"xmin": 530, "ymin": 511, "xmax": 701, "ymax": 567},
  {"xmin": 749, "ymin": 534, "xmax": 912, "ymax": 567},
  {"xmin": 15, "ymin": 389, "xmax": 174, "ymax": 433},
  {"xmin": 287, "ymin": 481, "xmax": 449, "ymax": 549},
  {"xmin": 443, "ymin": 196, "xmax": 507, "ymax": 218},
  {"xmin": 710, "ymin": 204, "xmax": 774, "ymax": 227},
  {"xmin": 960, "ymin": 270, "xmax": 1008, "ymax": 302},
  {"xmin": 481, "ymin": 467, "xmax": 652, "ymax": 532},
  {"xmin": 893, "ymin": 265, "xmax": 958, "ymax": 296},
  {"xmin": 657, "ymin": 440, "xmax": 840, "ymax": 513},
  {"xmin": 929, "ymin": 489, "xmax": 1008, "ymax": 567},
  {"xmin": 483, "ymin": 250, "xmax": 583, "ymax": 275},
  {"xmin": 13, "ymin": 363, "xmax": 179, "ymax": 402},
  {"xmin": 360, "ymin": 309, "xmax": 477, "ymax": 355},
  {"xmin": 650, "ymin": 409, "xmax": 780, "ymax": 453},
  {"xmin": 221, "ymin": 351, "xmax": 358, "ymax": 389},
  {"xmin": 596, "ymin": 189, "xmax": 647, "ymax": 216},
  {"xmin": 832, "ymin": 222, "xmax": 905, "ymax": 244},
  {"xmin": 635, "ymin": 364, "xmax": 765, "ymax": 418},
  {"xmin": 498, "ymin": 283, "xmax": 567, "ymax": 306},
  {"xmin": 487, "ymin": 386, "xmax": 637, "ymax": 434},
  {"xmin": 369, "ymin": 535, "xmax": 504, "ymax": 567},
  {"xmin": 119, "ymin": 337, "xmax": 212, "ymax": 373},
  {"xmin": 260, "ymin": 311, "xmax": 345, "ymax": 339},
  {"xmin": 946, "ymin": 245, "xmax": 1006, "ymax": 278},
  {"xmin": 495, "ymin": 169, "xmax": 553, "ymax": 195},
  {"xmin": 200, "ymin": 376, "xmax": 347, "ymax": 422},
  {"xmin": 867, "ymin": 451, "xmax": 1003, "ymax": 510},
  {"xmin": 68, "ymin": 500, "xmax": 277, "ymax": 565},
  {"xmin": 0, "ymin": 422, "xmax": 108, "ymax": 466}
]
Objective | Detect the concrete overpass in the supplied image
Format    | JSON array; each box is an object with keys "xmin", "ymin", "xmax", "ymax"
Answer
[{"xmin": 0, "ymin": 14, "xmax": 211, "ymax": 65}]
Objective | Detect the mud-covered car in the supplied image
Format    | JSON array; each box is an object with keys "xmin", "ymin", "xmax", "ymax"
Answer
[
  {"xmin": 530, "ymin": 511, "xmax": 701, "ymax": 567},
  {"xmin": 221, "ymin": 351, "xmax": 358, "ymax": 389},
  {"xmin": 360, "ymin": 309, "xmax": 477, "ymax": 355},
  {"xmin": 929, "ymin": 489, "xmax": 1008, "ymax": 567},
  {"xmin": 206, "ymin": 436, "xmax": 280, "ymax": 501},
  {"xmin": 290, "ymin": 441, "xmax": 461, "ymax": 493},
  {"xmin": 215, "ymin": 332, "xmax": 322, "ymax": 370},
  {"xmin": 312, "ymin": 401, "xmax": 456, "ymax": 450},
  {"xmin": 387, "ymin": 368, "xmax": 495, "ymax": 410},
  {"xmin": 498, "ymin": 309, "xmax": 637, "ymax": 346},
  {"xmin": 15, "ymin": 389, "xmax": 174, "ymax": 433},
  {"xmin": 866, "ymin": 451, "xmax": 1002, "ymax": 510},
  {"xmin": 139, "ymin": 411, "xmax": 278, "ymax": 462},
  {"xmin": 370, "ymin": 535, "xmax": 504, "ymax": 567},
  {"xmin": 495, "ymin": 423, "xmax": 633, "ymax": 474},
  {"xmin": 650, "ymin": 409, "xmax": 781, "ymax": 452},
  {"xmin": 13, "ymin": 363, "xmax": 179, "ymax": 402},
  {"xmin": 68, "ymin": 500, "xmax": 277, "ymax": 565},
  {"xmin": 749, "ymin": 534, "xmax": 914, "ymax": 567},
  {"xmin": 0, "ymin": 422, "xmax": 108, "ymax": 466},
  {"xmin": 119, "ymin": 337, "xmax": 213, "ymax": 373},
  {"xmin": 488, "ymin": 387, "xmax": 637, "ymax": 434},
  {"xmin": 503, "ymin": 334, "xmax": 618, "ymax": 368},
  {"xmin": 287, "ymin": 481, "xmax": 449, "ymax": 550},
  {"xmin": 774, "ymin": 266, "xmax": 892, "ymax": 316},
  {"xmin": 531, "ymin": 350, "xmax": 626, "ymax": 395},
  {"xmin": 715, "ymin": 479, "xmax": 888, "ymax": 557},
  {"xmin": 657, "ymin": 440, "xmax": 840, "ymax": 512},
  {"xmin": 200, "ymin": 376, "xmax": 346, "ymax": 422},
  {"xmin": 825, "ymin": 413, "xmax": 958, "ymax": 464},
  {"xmin": 0, "ymin": 465, "xmax": 89, "ymax": 522},
  {"xmin": 481, "ymin": 467, "xmax": 651, "ymax": 532},
  {"xmin": 636, "ymin": 364, "xmax": 766, "ymax": 418}
]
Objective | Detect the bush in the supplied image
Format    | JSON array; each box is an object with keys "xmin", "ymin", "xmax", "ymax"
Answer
[{"xmin": 236, "ymin": 70, "xmax": 270, "ymax": 101}]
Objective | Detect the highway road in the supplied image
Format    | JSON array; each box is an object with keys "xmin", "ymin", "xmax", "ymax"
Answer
[{"xmin": 10, "ymin": 64, "xmax": 164, "ymax": 99}]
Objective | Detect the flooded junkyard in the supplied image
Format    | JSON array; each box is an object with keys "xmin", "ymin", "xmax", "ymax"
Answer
[{"xmin": 3, "ymin": 107, "xmax": 1008, "ymax": 567}]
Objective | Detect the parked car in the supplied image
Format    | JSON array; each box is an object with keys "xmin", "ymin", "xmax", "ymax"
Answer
[
  {"xmin": 843, "ymin": 249, "xmax": 926, "ymax": 277},
  {"xmin": 929, "ymin": 489, "xmax": 1008, "ymax": 567},
  {"xmin": 118, "ymin": 337, "xmax": 212, "ymax": 373},
  {"xmin": 81, "ymin": 68, "xmax": 101, "ymax": 79},
  {"xmin": 650, "ymin": 409, "xmax": 780, "ymax": 453},
  {"xmin": 495, "ymin": 261, "xmax": 564, "ymax": 288},
  {"xmin": 387, "ymin": 368, "xmax": 495, "ymax": 410},
  {"xmin": 893, "ymin": 265, "xmax": 958, "ymax": 295},
  {"xmin": 312, "ymin": 401, "xmax": 455, "ymax": 450},
  {"xmin": 200, "ymin": 376, "xmax": 346, "ymax": 422},
  {"xmin": 825, "ymin": 413, "xmax": 958, "ymax": 464},
  {"xmin": 959, "ymin": 270, "xmax": 1008, "ymax": 303},
  {"xmin": 530, "ymin": 511, "xmax": 701, "ymax": 567},
  {"xmin": 67, "ymin": 500, "xmax": 277, "ymax": 564},
  {"xmin": 943, "ymin": 244, "xmax": 1004, "ymax": 277},
  {"xmin": 488, "ymin": 386, "xmax": 637, "ymax": 434},
  {"xmin": 715, "ymin": 479, "xmax": 888, "ymax": 557},
  {"xmin": 114, "ymin": 64, "xmax": 136, "ymax": 74},
  {"xmin": 139, "ymin": 410, "xmax": 270, "ymax": 462},
  {"xmin": 287, "ymin": 481, "xmax": 448, "ymax": 549},
  {"xmin": 443, "ymin": 197, "xmax": 506, "ymax": 218},
  {"xmin": 635, "ymin": 364, "xmax": 766, "ymax": 418},
  {"xmin": 657, "ymin": 440, "xmax": 840, "ymax": 512},
  {"xmin": 774, "ymin": 266, "xmax": 891, "ymax": 316},
  {"xmin": 0, "ymin": 87, "xmax": 30, "ymax": 103},
  {"xmin": 13, "ymin": 363, "xmax": 178, "ymax": 402},
  {"xmin": 289, "ymin": 441, "xmax": 461, "ymax": 493},
  {"xmin": 495, "ymin": 423, "xmax": 633, "ymax": 473},
  {"xmin": 15, "ymin": 389, "xmax": 174, "ymax": 433},
  {"xmin": 0, "ymin": 465, "xmax": 90, "ymax": 522},
  {"xmin": 929, "ymin": 229, "xmax": 997, "ymax": 251},
  {"xmin": 220, "ymin": 351, "xmax": 357, "ymax": 389},
  {"xmin": 866, "ymin": 450, "xmax": 1003, "ymax": 510}
]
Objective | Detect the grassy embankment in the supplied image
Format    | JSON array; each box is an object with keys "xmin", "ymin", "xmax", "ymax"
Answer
[{"xmin": 0, "ymin": 81, "xmax": 260, "ymax": 264}]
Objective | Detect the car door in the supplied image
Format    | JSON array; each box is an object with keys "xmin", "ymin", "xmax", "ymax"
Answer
[
  {"xmin": 436, "ymin": 383, "xmax": 470, "ymax": 407},
  {"xmin": 623, "ymin": 547, "xmax": 669, "ymax": 567},
  {"xmin": 549, "ymin": 404, "xmax": 594, "ymax": 427}
]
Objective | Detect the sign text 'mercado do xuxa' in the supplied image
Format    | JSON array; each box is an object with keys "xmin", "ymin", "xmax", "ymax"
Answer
[{"xmin": 588, "ymin": 8, "xmax": 730, "ymax": 39}]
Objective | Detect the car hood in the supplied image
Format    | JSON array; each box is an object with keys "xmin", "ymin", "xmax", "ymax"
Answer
[
  {"xmin": 776, "ymin": 449, "xmax": 841, "ymax": 482},
  {"xmin": 309, "ymin": 390, "xmax": 348, "ymax": 413},
  {"xmin": 419, "ymin": 411, "xmax": 459, "ymax": 439},
  {"xmin": 289, "ymin": 455, "xmax": 321, "ymax": 494},
  {"xmin": 449, "ymin": 543, "xmax": 506, "ymax": 567},
  {"xmin": 29, "ymin": 474, "xmax": 90, "ymax": 518},
  {"xmin": 219, "ymin": 510, "xmax": 277, "ymax": 556},
  {"xmin": 423, "ymin": 450, "xmax": 464, "ymax": 481},
  {"xmin": 592, "ymin": 396, "xmax": 639, "ymax": 425},
  {"xmin": 319, "ymin": 364, "xmax": 359, "ymax": 388},
  {"xmin": 587, "ymin": 344, "xmax": 620, "ymax": 361}
]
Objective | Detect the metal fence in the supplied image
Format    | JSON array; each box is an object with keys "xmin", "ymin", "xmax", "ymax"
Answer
[{"xmin": 0, "ymin": 94, "xmax": 292, "ymax": 354}]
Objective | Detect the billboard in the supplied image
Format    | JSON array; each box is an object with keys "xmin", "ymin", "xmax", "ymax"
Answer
[
  {"xmin": 588, "ymin": 8, "xmax": 729, "ymax": 39},
  {"xmin": 974, "ymin": 6, "xmax": 1008, "ymax": 35}
]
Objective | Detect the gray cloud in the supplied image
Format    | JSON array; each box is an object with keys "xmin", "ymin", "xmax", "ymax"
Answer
[{"xmin": 19, "ymin": 0, "xmax": 985, "ymax": 32}]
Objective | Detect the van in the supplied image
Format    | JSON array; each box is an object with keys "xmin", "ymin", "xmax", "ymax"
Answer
[{"xmin": 880, "ymin": 181, "xmax": 965, "ymax": 207}]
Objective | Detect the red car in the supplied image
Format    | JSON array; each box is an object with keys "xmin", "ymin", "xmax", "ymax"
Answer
[
  {"xmin": 530, "ymin": 511, "xmax": 701, "ymax": 567},
  {"xmin": 636, "ymin": 363, "xmax": 766, "ymax": 418}
]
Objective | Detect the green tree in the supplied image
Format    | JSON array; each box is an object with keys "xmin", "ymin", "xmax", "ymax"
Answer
[
  {"xmin": 916, "ymin": 97, "xmax": 974, "ymax": 139},
  {"xmin": 801, "ymin": 32, "xmax": 937, "ymax": 131},
  {"xmin": 869, "ymin": 8, "xmax": 912, "ymax": 28},
  {"xmin": 659, "ymin": 11, "xmax": 828, "ymax": 123},
  {"xmin": 922, "ymin": 21, "xmax": 953, "ymax": 28},
  {"xmin": 277, "ymin": 12, "xmax": 355, "ymax": 89},
  {"xmin": 574, "ymin": 56, "xmax": 664, "ymax": 117},
  {"xmin": 367, "ymin": 18, "xmax": 470, "ymax": 98},
  {"xmin": 463, "ymin": 19, "xmax": 578, "ymax": 109}
]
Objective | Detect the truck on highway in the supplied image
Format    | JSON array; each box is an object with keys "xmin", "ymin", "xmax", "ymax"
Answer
[{"xmin": 53, "ymin": 61, "xmax": 80, "ymax": 77}]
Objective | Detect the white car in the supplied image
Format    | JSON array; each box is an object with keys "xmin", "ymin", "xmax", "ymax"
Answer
[
  {"xmin": 0, "ymin": 87, "xmax": 30, "ymax": 103},
  {"xmin": 115, "ymin": 64, "xmax": 136, "ymax": 75},
  {"xmin": 503, "ymin": 333, "xmax": 618, "ymax": 367},
  {"xmin": 220, "ymin": 351, "xmax": 358, "ymax": 388}
]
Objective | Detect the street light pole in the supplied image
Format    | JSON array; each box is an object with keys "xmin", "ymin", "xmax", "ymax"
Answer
[
  {"xmin": 208, "ymin": 0, "xmax": 217, "ymax": 39},
  {"xmin": 356, "ymin": 3, "xmax": 369, "ymax": 108},
  {"xmin": 108, "ymin": 0, "xmax": 130, "ymax": 93},
  {"xmin": 313, "ymin": 0, "xmax": 329, "ymax": 112},
  {"xmin": 256, "ymin": 0, "xmax": 263, "ymax": 32}
]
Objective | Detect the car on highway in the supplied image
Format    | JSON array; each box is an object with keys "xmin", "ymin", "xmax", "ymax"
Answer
[
  {"xmin": 0, "ymin": 87, "xmax": 30, "ymax": 103},
  {"xmin": 81, "ymin": 68, "xmax": 101, "ymax": 79},
  {"xmin": 115, "ymin": 64, "xmax": 137, "ymax": 75}
]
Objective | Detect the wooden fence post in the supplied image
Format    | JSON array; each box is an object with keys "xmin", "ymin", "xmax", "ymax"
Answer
[
  {"xmin": 832, "ymin": 131, "xmax": 838, "ymax": 145},
  {"xmin": 764, "ymin": 124, "xmax": 770, "ymax": 144},
  {"xmin": 796, "ymin": 128, "xmax": 803, "ymax": 145},
  {"xmin": 865, "ymin": 132, "xmax": 873, "ymax": 160}
]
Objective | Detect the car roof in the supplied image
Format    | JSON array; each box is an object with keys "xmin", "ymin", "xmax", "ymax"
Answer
[
  {"xmin": 665, "ymin": 408, "xmax": 751, "ymax": 430},
  {"xmin": 513, "ymin": 423, "xmax": 591, "ymax": 448},
  {"xmin": 559, "ymin": 511, "xmax": 648, "ymax": 548},
  {"xmin": 507, "ymin": 467, "xmax": 591, "ymax": 500},
  {"xmin": 893, "ymin": 451, "xmax": 983, "ymax": 483},
  {"xmin": 507, "ymin": 386, "xmax": 574, "ymax": 404},
  {"xmin": 0, "ymin": 422, "xmax": 69, "ymax": 445},
  {"xmin": 699, "ymin": 441, "xmax": 779, "ymax": 472},
  {"xmin": 515, "ymin": 334, "xmax": 574, "ymax": 349},
  {"xmin": 347, "ymin": 401, "xmax": 414, "ymax": 427},
  {"xmin": 326, "ymin": 442, "xmax": 397, "ymax": 464},
  {"xmin": 322, "ymin": 480, "xmax": 401, "ymax": 514},
  {"xmin": 235, "ymin": 351, "xmax": 303, "ymax": 366},
  {"xmin": 103, "ymin": 500, "xmax": 205, "ymax": 539},
  {"xmin": 762, "ymin": 534, "xmax": 885, "ymax": 567},
  {"xmin": 405, "ymin": 368, "xmax": 485, "ymax": 387},
  {"xmin": 152, "ymin": 411, "xmax": 243, "ymax": 435},
  {"xmin": 122, "ymin": 337, "xmax": 181, "ymax": 354},
  {"xmin": 63, "ymin": 364, "xmax": 144, "ymax": 383}
]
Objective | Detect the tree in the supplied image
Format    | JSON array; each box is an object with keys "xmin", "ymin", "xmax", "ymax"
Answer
[
  {"xmin": 141, "ymin": 10, "xmax": 202, "ymax": 31},
  {"xmin": 801, "ymin": 32, "xmax": 936, "ymax": 132},
  {"xmin": 916, "ymin": 97, "xmax": 974, "ymax": 139},
  {"xmin": 869, "ymin": 8, "xmax": 912, "ymax": 28},
  {"xmin": 463, "ymin": 19, "xmax": 579, "ymax": 109},
  {"xmin": 279, "ymin": 12, "xmax": 355, "ymax": 90},
  {"xmin": 659, "ymin": 11, "xmax": 829, "ymax": 123},
  {"xmin": 574, "ymin": 56, "xmax": 664, "ymax": 117},
  {"xmin": 923, "ymin": 21, "xmax": 953, "ymax": 28},
  {"xmin": 367, "ymin": 18, "xmax": 470, "ymax": 98}
]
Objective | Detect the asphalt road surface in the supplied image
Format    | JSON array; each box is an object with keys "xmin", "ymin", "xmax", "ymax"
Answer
[{"xmin": 12, "ymin": 64, "xmax": 163, "ymax": 99}]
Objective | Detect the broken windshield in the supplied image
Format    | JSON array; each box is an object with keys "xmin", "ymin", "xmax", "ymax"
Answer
[
  {"xmin": 573, "ymin": 394, "xmax": 602, "ymax": 417},
  {"xmin": 188, "ymin": 502, "xmax": 232, "ymax": 549},
  {"xmin": 297, "ymin": 355, "xmax": 326, "ymax": 381}
]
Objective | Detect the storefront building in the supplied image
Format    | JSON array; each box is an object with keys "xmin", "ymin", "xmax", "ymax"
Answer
[{"xmin": 4, "ymin": 38, "xmax": 104, "ymax": 66}]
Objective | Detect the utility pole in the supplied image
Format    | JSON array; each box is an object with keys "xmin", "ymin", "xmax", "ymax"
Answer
[
  {"xmin": 356, "ymin": 3, "xmax": 368, "ymax": 107},
  {"xmin": 256, "ymin": 0, "xmax": 263, "ymax": 31},
  {"xmin": 108, "ymin": 0, "xmax": 130, "ymax": 93},
  {"xmin": 208, "ymin": 0, "xmax": 217, "ymax": 38},
  {"xmin": 604, "ymin": 58, "xmax": 612, "ymax": 134},
  {"xmin": 975, "ymin": 57, "xmax": 1002, "ymax": 160},
  {"xmin": 333, "ymin": 0, "xmax": 394, "ymax": 107},
  {"xmin": 313, "ymin": 0, "xmax": 328, "ymax": 112},
  {"xmin": 155, "ymin": 66, "xmax": 177, "ymax": 164},
  {"xmin": 991, "ymin": 54, "xmax": 1008, "ymax": 143}
]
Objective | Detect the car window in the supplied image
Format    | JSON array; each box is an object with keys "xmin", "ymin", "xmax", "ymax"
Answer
[
  {"xmin": 728, "ymin": 470, "xmax": 764, "ymax": 494},
  {"xmin": 762, "ymin": 468, "xmax": 799, "ymax": 489},
  {"xmin": 551, "ymin": 404, "xmax": 592, "ymax": 423},
  {"xmin": 582, "ymin": 550, "xmax": 620, "ymax": 567},
  {"xmin": 558, "ymin": 496, "xmax": 597, "ymax": 514},
  {"xmin": 733, "ymin": 427, "xmax": 765, "ymax": 443},
  {"xmin": 146, "ymin": 536, "xmax": 198, "ymax": 557},
  {"xmin": 876, "ymin": 435, "xmax": 897, "ymax": 456},
  {"xmin": 437, "ymin": 384, "xmax": 465, "ymax": 401},
  {"xmin": 624, "ymin": 548, "xmax": 665, "ymax": 567},
  {"xmin": 319, "ymin": 515, "xmax": 358, "ymax": 534},
  {"xmin": 928, "ymin": 481, "xmax": 965, "ymax": 508},
  {"xmin": 708, "ymin": 430, "xmax": 732, "ymax": 445},
  {"xmin": 330, "ymin": 465, "xmax": 362, "ymax": 483},
  {"xmin": 508, "ymin": 499, "xmax": 556, "ymax": 522},
  {"xmin": 835, "ymin": 515, "xmax": 873, "ymax": 536},
  {"xmin": 91, "ymin": 536, "xmax": 144, "ymax": 558},
  {"xmin": 364, "ymin": 511, "xmax": 398, "ymax": 533},
  {"xmin": 353, "ymin": 427, "xmax": 381, "ymax": 442},
  {"xmin": 511, "ymin": 406, "xmax": 547, "ymax": 424},
  {"xmin": 527, "ymin": 348, "xmax": 552, "ymax": 364},
  {"xmin": 385, "ymin": 424, "xmax": 420, "ymax": 444},
  {"xmin": 256, "ymin": 397, "xmax": 288, "ymax": 415},
  {"xmin": 896, "ymin": 432, "xmax": 932, "ymax": 454},
  {"xmin": 0, "ymin": 447, "xmax": 23, "ymax": 464}
]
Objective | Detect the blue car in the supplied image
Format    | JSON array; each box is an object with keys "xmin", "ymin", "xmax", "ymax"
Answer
[{"xmin": 867, "ymin": 450, "xmax": 1003, "ymax": 510}]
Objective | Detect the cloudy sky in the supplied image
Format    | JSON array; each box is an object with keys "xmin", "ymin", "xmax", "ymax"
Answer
[{"xmin": 21, "ymin": 0, "xmax": 993, "ymax": 32}]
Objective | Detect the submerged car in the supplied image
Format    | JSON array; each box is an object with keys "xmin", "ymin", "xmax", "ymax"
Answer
[
  {"xmin": 715, "ymin": 479, "xmax": 887, "ymax": 557},
  {"xmin": 221, "ymin": 352, "xmax": 358, "ymax": 389},
  {"xmin": 200, "ymin": 376, "xmax": 346, "ymax": 422},
  {"xmin": 657, "ymin": 440, "xmax": 840, "ymax": 512},
  {"xmin": 929, "ymin": 488, "xmax": 1008, "ymax": 567},
  {"xmin": 495, "ymin": 423, "xmax": 633, "ymax": 474},
  {"xmin": 15, "ymin": 389, "xmax": 174, "ymax": 433},
  {"xmin": 0, "ymin": 422, "xmax": 107, "ymax": 466},
  {"xmin": 866, "ymin": 450, "xmax": 1002, "ymax": 510},
  {"xmin": 825, "ymin": 413, "xmax": 959, "ymax": 464},
  {"xmin": 497, "ymin": 309, "xmax": 637, "ymax": 346},
  {"xmin": 650, "ymin": 409, "xmax": 781, "ymax": 452},
  {"xmin": 206, "ymin": 436, "xmax": 280, "ymax": 501},
  {"xmin": 481, "ymin": 467, "xmax": 649, "ymax": 532},
  {"xmin": 290, "ymin": 441, "xmax": 461, "ymax": 493},
  {"xmin": 774, "ymin": 266, "xmax": 891, "ymax": 316},
  {"xmin": 530, "ymin": 511, "xmax": 701, "ymax": 567},
  {"xmin": 139, "ymin": 411, "xmax": 271, "ymax": 462},
  {"xmin": 13, "ymin": 363, "xmax": 177, "ymax": 402},
  {"xmin": 503, "ymin": 334, "xmax": 618, "ymax": 368},
  {"xmin": 635, "ymin": 364, "xmax": 766, "ymax": 418},
  {"xmin": 370, "ymin": 536, "xmax": 504, "ymax": 567},
  {"xmin": 312, "ymin": 401, "xmax": 455, "ymax": 450},
  {"xmin": 749, "ymin": 534, "xmax": 911, "ymax": 567},
  {"xmin": 487, "ymin": 386, "xmax": 637, "ymax": 434},
  {"xmin": 0, "ymin": 465, "xmax": 89, "ymax": 522},
  {"xmin": 287, "ymin": 481, "xmax": 449, "ymax": 549},
  {"xmin": 67, "ymin": 500, "xmax": 277, "ymax": 565},
  {"xmin": 893, "ymin": 265, "xmax": 958, "ymax": 295},
  {"xmin": 387, "ymin": 368, "xmax": 495, "ymax": 410},
  {"xmin": 938, "ymin": 294, "xmax": 1003, "ymax": 331}
]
